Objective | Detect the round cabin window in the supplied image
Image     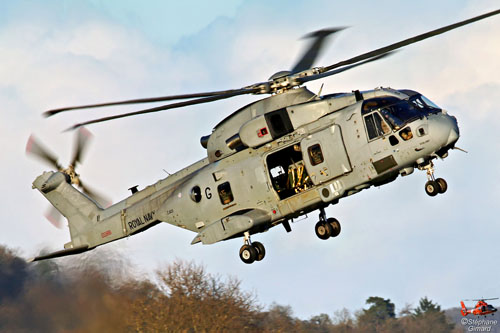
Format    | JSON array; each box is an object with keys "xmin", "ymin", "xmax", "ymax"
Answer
[{"xmin": 190, "ymin": 186, "xmax": 202, "ymax": 203}]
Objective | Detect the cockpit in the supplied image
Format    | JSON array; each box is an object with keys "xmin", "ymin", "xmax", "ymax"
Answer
[
  {"xmin": 362, "ymin": 93, "xmax": 441, "ymax": 129},
  {"xmin": 361, "ymin": 92, "xmax": 442, "ymax": 141}
]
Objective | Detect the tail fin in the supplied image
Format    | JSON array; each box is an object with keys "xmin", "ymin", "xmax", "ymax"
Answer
[
  {"xmin": 461, "ymin": 301, "xmax": 468, "ymax": 316},
  {"xmin": 32, "ymin": 171, "xmax": 102, "ymax": 250}
]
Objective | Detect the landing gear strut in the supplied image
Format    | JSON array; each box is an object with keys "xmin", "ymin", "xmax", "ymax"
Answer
[
  {"xmin": 239, "ymin": 231, "xmax": 265, "ymax": 264},
  {"xmin": 314, "ymin": 208, "xmax": 341, "ymax": 240},
  {"xmin": 420, "ymin": 161, "xmax": 447, "ymax": 197}
]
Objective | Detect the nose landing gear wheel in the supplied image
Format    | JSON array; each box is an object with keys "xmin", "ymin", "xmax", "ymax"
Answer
[{"xmin": 421, "ymin": 161, "xmax": 448, "ymax": 197}]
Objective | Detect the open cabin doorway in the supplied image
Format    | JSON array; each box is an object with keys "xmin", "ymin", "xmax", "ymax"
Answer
[{"xmin": 266, "ymin": 144, "xmax": 313, "ymax": 200}]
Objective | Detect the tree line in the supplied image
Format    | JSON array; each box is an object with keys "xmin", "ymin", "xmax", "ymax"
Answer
[{"xmin": 0, "ymin": 245, "xmax": 460, "ymax": 332}]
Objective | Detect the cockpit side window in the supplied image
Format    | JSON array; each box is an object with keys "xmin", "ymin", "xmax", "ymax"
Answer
[
  {"xmin": 365, "ymin": 114, "xmax": 378, "ymax": 140},
  {"xmin": 364, "ymin": 112, "xmax": 391, "ymax": 140}
]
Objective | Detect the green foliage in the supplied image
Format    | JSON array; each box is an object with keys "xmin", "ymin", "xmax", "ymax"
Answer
[
  {"xmin": 357, "ymin": 296, "xmax": 396, "ymax": 331},
  {"xmin": 409, "ymin": 297, "xmax": 455, "ymax": 333},
  {"xmin": 413, "ymin": 296, "xmax": 442, "ymax": 316}
]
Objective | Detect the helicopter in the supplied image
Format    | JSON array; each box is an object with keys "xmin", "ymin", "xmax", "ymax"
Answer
[
  {"xmin": 27, "ymin": 9, "xmax": 500, "ymax": 264},
  {"xmin": 461, "ymin": 298, "xmax": 498, "ymax": 317}
]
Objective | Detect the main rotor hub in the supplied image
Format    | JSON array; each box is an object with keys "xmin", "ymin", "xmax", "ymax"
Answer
[{"xmin": 268, "ymin": 70, "xmax": 292, "ymax": 80}]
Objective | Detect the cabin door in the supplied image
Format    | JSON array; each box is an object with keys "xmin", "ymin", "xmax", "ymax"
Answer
[{"xmin": 301, "ymin": 125, "xmax": 352, "ymax": 185}]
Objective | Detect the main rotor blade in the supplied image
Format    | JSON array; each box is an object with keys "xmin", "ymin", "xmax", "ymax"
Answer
[
  {"xmin": 44, "ymin": 88, "xmax": 256, "ymax": 117},
  {"xmin": 70, "ymin": 127, "xmax": 93, "ymax": 167},
  {"xmin": 291, "ymin": 27, "xmax": 346, "ymax": 74},
  {"xmin": 67, "ymin": 87, "xmax": 260, "ymax": 130},
  {"xmin": 320, "ymin": 9, "xmax": 500, "ymax": 74},
  {"xmin": 298, "ymin": 51, "xmax": 396, "ymax": 84},
  {"xmin": 26, "ymin": 135, "xmax": 61, "ymax": 170}
]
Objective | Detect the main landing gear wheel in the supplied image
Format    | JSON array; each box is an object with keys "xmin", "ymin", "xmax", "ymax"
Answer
[
  {"xmin": 327, "ymin": 218, "xmax": 341, "ymax": 237},
  {"xmin": 315, "ymin": 221, "xmax": 333, "ymax": 240},
  {"xmin": 252, "ymin": 241, "xmax": 266, "ymax": 261},
  {"xmin": 425, "ymin": 180, "xmax": 439, "ymax": 197},
  {"xmin": 436, "ymin": 178, "xmax": 447, "ymax": 194},
  {"xmin": 315, "ymin": 208, "xmax": 341, "ymax": 240},
  {"xmin": 239, "ymin": 232, "xmax": 266, "ymax": 264},
  {"xmin": 239, "ymin": 244, "xmax": 257, "ymax": 264}
]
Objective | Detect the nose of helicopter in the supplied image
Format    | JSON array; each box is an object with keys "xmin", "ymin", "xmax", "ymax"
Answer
[
  {"xmin": 445, "ymin": 114, "xmax": 459, "ymax": 147},
  {"xmin": 428, "ymin": 112, "xmax": 460, "ymax": 150}
]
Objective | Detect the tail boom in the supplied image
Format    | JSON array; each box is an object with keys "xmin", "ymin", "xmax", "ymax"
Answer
[
  {"xmin": 31, "ymin": 172, "xmax": 126, "ymax": 258},
  {"xmin": 461, "ymin": 301, "xmax": 468, "ymax": 316},
  {"xmin": 31, "ymin": 171, "xmax": 171, "ymax": 261}
]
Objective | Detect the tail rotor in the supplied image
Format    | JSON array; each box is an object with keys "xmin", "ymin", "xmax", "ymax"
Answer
[{"xmin": 26, "ymin": 128, "xmax": 110, "ymax": 228}]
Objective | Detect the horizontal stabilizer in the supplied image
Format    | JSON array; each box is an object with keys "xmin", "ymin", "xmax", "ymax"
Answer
[{"xmin": 27, "ymin": 245, "xmax": 91, "ymax": 262}]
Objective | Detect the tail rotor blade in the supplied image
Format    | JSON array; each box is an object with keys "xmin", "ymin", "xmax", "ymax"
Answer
[
  {"xmin": 26, "ymin": 135, "xmax": 61, "ymax": 170},
  {"xmin": 70, "ymin": 127, "xmax": 93, "ymax": 167},
  {"xmin": 44, "ymin": 206, "xmax": 64, "ymax": 229}
]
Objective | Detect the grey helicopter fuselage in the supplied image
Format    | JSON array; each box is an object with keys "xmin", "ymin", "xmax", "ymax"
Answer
[
  {"xmin": 160, "ymin": 86, "xmax": 458, "ymax": 244},
  {"xmin": 31, "ymin": 86, "xmax": 459, "ymax": 262}
]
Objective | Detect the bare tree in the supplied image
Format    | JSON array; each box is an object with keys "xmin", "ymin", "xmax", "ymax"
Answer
[{"xmin": 128, "ymin": 260, "xmax": 260, "ymax": 332}]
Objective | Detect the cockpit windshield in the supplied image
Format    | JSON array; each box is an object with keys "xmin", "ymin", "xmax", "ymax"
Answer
[
  {"xmin": 362, "ymin": 94, "xmax": 442, "ymax": 130},
  {"xmin": 410, "ymin": 94, "xmax": 441, "ymax": 111}
]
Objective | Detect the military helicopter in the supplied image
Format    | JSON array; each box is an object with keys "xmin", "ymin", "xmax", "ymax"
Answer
[
  {"xmin": 28, "ymin": 9, "xmax": 500, "ymax": 264},
  {"xmin": 461, "ymin": 298, "xmax": 498, "ymax": 316}
]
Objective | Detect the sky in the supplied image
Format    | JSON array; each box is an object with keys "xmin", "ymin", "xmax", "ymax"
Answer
[{"xmin": 1, "ymin": 0, "xmax": 499, "ymax": 320}]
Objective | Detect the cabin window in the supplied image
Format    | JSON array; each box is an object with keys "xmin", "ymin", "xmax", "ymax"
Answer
[
  {"xmin": 308, "ymin": 144, "xmax": 324, "ymax": 166},
  {"xmin": 218, "ymin": 182, "xmax": 234, "ymax": 205},
  {"xmin": 190, "ymin": 186, "xmax": 202, "ymax": 203},
  {"xmin": 364, "ymin": 112, "xmax": 391, "ymax": 140}
]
